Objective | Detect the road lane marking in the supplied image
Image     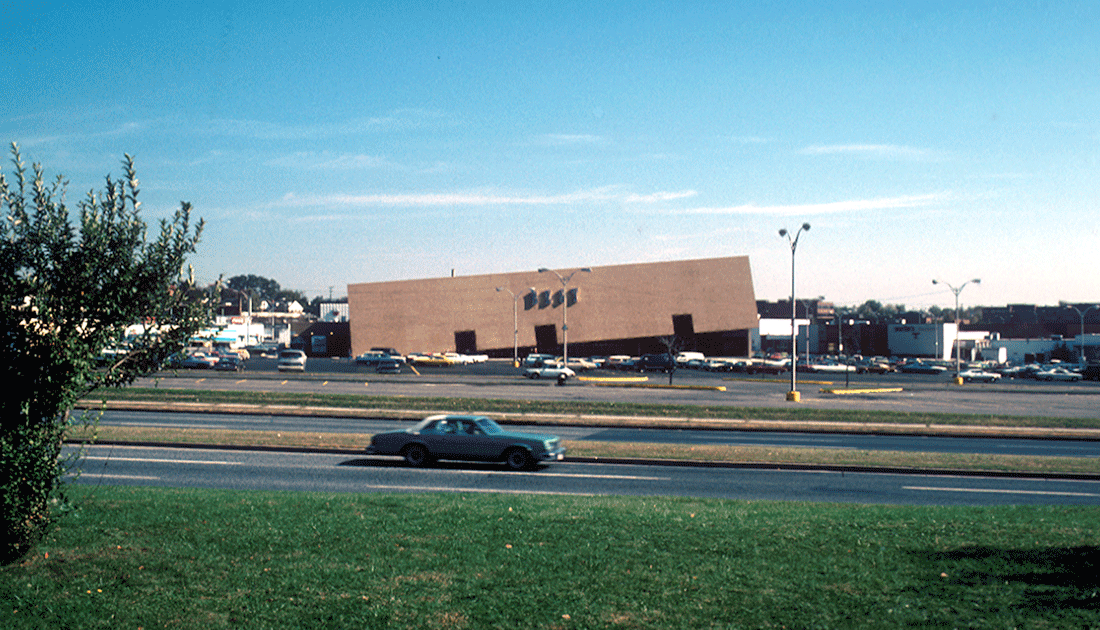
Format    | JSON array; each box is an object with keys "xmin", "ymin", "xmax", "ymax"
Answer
[
  {"xmin": 356, "ymin": 484, "xmax": 596, "ymax": 496},
  {"xmin": 512, "ymin": 472, "xmax": 666, "ymax": 481},
  {"xmin": 74, "ymin": 474, "xmax": 160, "ymax": 481},
  {"xmin": 81, "ymin": 456, "xmax": 242, "ymax": 466},
  {"xmin": 382, "ymin": 468, "xmax": 667, "ymax": 481},
  {"xmin": 905, "ymin": 486, "xmax": 1100, "ymax": 498}
]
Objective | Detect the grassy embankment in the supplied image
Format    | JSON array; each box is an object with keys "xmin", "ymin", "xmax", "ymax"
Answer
[
  {"xmin": 70, "ymin": 387, "xmax": 1100, "ymax": 476},
  {"xmin": 4, "ymin": 486, "xmax": 1099, "ymax": 629}
]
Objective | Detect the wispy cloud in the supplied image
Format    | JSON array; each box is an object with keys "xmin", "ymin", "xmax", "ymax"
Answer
[
  {"xmin": 671, "ymin": 193, "xmax": 946, "ymax": 216},
  {"xmin": 625, "ymin": 190, "xmax": 698, "ymax": 203},
  {"xmin": 532, "ymin": 133, "xmax": 606, "ymax": 146},
  {"xmin": 204, "ymin": 109, "xmax": 454, "ymax": 141},
  {"xmin": 798, "ymin": 144, "xmax": 934, "ymax": 159},
  {"xmin": 266, "ymin": 152, "xmax": 393, "ymax": 170},
  {"xmin": 274, "ymin": 186, "xmax": 695, "ymax": 208}
]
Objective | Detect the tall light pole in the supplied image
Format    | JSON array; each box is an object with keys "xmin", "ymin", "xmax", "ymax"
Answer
[
  {"xmin": 538, "ymin": 267, "xmax": 591, "ymax": 367},
  {"xmin": 1067, "ymin": 304, "xmax": 1100, "ymax": 364},
  {"xmin": 496, "ymin": 286, "xmax": 536, "ymax": 367},
  {"xmin": 779, "ymin": 223, "xmax": 810, "ymax": 402},
  {"xmin": 933, "ymin": 277, "xmax": 980, "ymax": 378}
]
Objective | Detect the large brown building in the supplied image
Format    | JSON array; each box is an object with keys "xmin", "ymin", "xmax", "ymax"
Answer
[{"xmin": 348, "ymin": 256, "xmax": 758, "ymax": 359}]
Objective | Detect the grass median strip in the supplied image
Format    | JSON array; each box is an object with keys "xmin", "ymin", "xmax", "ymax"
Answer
[
  {"xmin": 67, "ymin": 425, "xmax": 1100, "ymax": 476},
  {"xmin": 85, "ymin": 387, "xmax": 1100, "ymax": 430},
  {"xmin": 4, "ymin": 486, "xmax": 1099, "ymax": 629}
]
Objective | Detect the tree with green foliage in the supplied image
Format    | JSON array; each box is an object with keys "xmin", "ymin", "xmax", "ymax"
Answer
[
  {"xmin": 226, "ymin": 274, "xmax": 308, "ymax": 309},
  {"xmin": 0, "ymin": 144, "xmax": 215, "ymax": 563},
  {"xmin": 226, "ymin": 274, "xmax": 281, "ymax": 300}
]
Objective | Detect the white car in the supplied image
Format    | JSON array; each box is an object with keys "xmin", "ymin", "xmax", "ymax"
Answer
[
  {"xmin": 957, "ymin": 369, "xmax": 1001, "ymax": 383},
  {"xmin": 277, "ymin": 349, "xmax": 307, "ymax": 371},
  {"xmin": 1035, "ymin": 367, "xmax": 1081, "ymax": 382},
  {"xmin": 561, "ymin": 357, "xmax": 597, "ymax": 371},
  {"xmin": 524, "ymin": 365, "xmax": 576, "ymax": 380}
]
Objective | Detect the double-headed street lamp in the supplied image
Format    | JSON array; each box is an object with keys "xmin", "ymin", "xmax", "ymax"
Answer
[
  {"xmin": 932, "ymin": 277, "xmax": 980, "ymax": 378},
  {"xmin": 779, "ymin": 223, "xmax": 810, "ymax": 402},
  {"xmin": 1066, "ymin": 304, "xmax": 1100, "ymax": 364},
  {"xmin": 537, "ymin": 267, "xmax": 591, "ymax": 367},
  {"xmin": 496, "ymin": 286, "xmax": 536, "ymax": 367}
]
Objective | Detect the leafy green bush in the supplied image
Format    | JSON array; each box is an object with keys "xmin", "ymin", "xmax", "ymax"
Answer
[{"xmin": 1, "ymin": 144, "xmax": 213, "ymax": 563}]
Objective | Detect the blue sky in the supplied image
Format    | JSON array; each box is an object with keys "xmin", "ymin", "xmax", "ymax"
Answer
[{"xmin": 4, "ymin": 1, "xmax": 1098, "ymax": 309}]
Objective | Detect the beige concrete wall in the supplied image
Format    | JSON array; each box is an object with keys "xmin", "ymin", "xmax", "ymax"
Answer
[{"xmin": 348, "ymin": 256, "xmax": 756, "ymax": 356}]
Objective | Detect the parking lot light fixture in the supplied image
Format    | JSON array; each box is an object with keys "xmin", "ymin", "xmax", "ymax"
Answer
[
  {"xmin": 933, "ymin": 278, "xmax": 980, "ymax": 379},
  {"xmin": 538, "ymin": 267, "xmax": 591, "ymax": 367},
  {"xmin": 779, "ymin": 223, "xmax": 810, "ymax": 402},
  {"xmin": 496, "ymin": 286, "xmax": 523, "ymax": 366},
  {"xmin": 1067, "ymin": 304, "xmax": 1100, "ymax": 364}
]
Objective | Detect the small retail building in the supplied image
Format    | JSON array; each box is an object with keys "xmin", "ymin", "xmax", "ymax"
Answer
[{"xmin": 348, "ymin": 256, "xmax": 758, "ymax": 359}]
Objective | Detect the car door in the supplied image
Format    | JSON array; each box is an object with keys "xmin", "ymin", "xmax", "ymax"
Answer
[{"xmin": 433, "ymin": 418, "xmax": 498, "ymax": 460}]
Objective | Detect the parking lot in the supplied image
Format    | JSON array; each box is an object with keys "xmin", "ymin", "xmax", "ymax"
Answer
[{"xmin": 155, "ymin": 356, "xmax": 1100, "ymax": 421}]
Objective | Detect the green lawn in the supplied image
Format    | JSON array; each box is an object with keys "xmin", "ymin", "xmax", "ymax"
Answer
[{"xmin": 4, "ymin": 486, "xmax": 1098, "ymax": 629}]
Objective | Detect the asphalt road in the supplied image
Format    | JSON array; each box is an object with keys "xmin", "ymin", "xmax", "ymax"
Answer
[
  {"xmin": 87, "ymin": 361, "xmax": 1100, "ymax": 505},
  {"xmin": 99, "ymin": 410, "xmax": 1100, "ymax": 458},
  {"xmin": 70, "ymin": 443, "xmax": 1100, "ymax": 506}
]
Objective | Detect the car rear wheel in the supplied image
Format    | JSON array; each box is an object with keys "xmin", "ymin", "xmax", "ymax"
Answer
[
  {"xmin": 402, "ymin": 444, "xmax": 431, "ymax": 467},
  {"xmin": 504, "ymin": 447, "xmax": 532, "ymax": 471}
]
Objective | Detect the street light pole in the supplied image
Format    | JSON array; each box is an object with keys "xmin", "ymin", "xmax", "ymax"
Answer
[
  {"xmin": 932, "ymin": 277, "xmax": 980, "ymax": 378},
  {"xmin": 537, "ymin": 267, "xmax": 591, "ymax": 367},
  {"xmin": 496, "ymin": 286, "xmax": 537, "ymax": 367},
  {"xmin": 1067, "ymin": 304, "xmax": 1100, "ymax": 364},
  {"xmin": 779, "ymin": 223, "xmax": 810, "ymax": 402}
]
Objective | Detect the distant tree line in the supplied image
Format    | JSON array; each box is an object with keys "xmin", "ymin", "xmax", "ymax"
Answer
[
  {"xmin": 222, "ymin": 274, "xmax": 343, "ymax": 317},
  {"xmin": 835, "ymin": 300, "xmax": 982, "ymax": 325}
]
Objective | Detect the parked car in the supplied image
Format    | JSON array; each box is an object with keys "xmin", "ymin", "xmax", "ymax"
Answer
[
  {"xmin": 366, "ymin": 414, "xmax": 566, "ymax": 470},
  {"xmin": 524, "ymin": 364, "xmax": 576, "ymax": 380},
  {"xmin": 561, "ymin": 356, "xmax": 597, "ymax": 371},
  {"xmin": 1034, "ymin": 367, "xmax": 1082, "ymax": 382},
  {"xmin": 703, "ymin": 358, "xmax": 737, "ymax": 372},
  {"xmin": 635, "ymin": 353, "xmax": 675, "ymax": 372},
  {"xmin": 897, "ymin": 361, "xmax": 948, "ymax": 375},
  {"xmin": 957, "ymin": 368, "xmax": 1000, "ymax": 383},
  {"xmin": 355, "ymin": 351, "xmax": 387, "ymax": 366},
  {"xmin": 1082, "ymin": 363, "xmax": 1100, "ymax": 381},
  {"xmin": 522, "ymin": 353, "xmax": 557, "ymax": 367},
  {"xmin": 370, "ymin": 347, "xmax": 404, "ymax": 361},
  {"xmin": 277, "ymin": 349, "xmax": 307, "ymax": 371},
  {"xmin": 181, "ymin": 352, "xmax": 218, "ymax": 369},
  {"xmin": 214, "ymin": 355, "xmax": 244, "ymax": 371},
  {"xmin": 805, "ymin": 360, "xmax": 855, "ymax": 374},
  {"xmin": 408, "ymin": 352, "xmax": 455, "ymax": 367},
  {"xmin": 675, "ymin": 352, "xmax": 706, "ymax": 364},
  {"xmin": 604, "ymin": 355, "xmax": 636, "ymax": 370},
  {"xmin": 745, "ymin": 359, "xmax": 789, "ymax": 375},
  {"xmin": 855, "ymin": 358, "xmax": 893, "ymax": 374},
  {"xmin": 375, "ymin": 357, "xmax": 403, "ymax": 374}
]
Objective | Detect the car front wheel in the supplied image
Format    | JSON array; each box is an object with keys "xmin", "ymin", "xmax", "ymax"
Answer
[
  {"xmin": 402, "ymin": 444, "xmax": 431, "ymax": 467},
  {"xmin": 504, "ymin": 447, "xmax": 532, "ymax": 471}
]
